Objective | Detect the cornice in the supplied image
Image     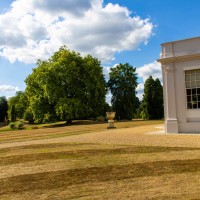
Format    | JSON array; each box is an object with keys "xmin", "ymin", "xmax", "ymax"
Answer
[{"xmin": 157, "ymin": 53, "xmax": 200, "ymax": 64}]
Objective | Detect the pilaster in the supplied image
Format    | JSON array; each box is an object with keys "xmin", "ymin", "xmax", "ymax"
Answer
[{"xmin": 162, "ymin": 63, "xmax": 178, "ymax": 133}]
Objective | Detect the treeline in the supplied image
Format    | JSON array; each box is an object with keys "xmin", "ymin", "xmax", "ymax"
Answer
[{"xmin": 0, "ymin": 46, "xmax": 163, "ymax": 124}]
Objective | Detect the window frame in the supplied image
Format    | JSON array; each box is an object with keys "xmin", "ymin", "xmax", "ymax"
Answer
[{"xmin": 185, "ymin": 69, "xmax": 200, "ymax": 109}]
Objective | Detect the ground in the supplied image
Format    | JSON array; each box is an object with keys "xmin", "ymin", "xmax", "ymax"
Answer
[{"xmin": 1, "ymin": 120, "xmax": 200, "ymax": 199}]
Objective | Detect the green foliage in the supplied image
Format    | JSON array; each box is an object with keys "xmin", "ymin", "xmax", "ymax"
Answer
[
  {"xmin": 9, "ymin": 121, "xmax": 24, "ymax": 130},
  {"xmin": 10, "ymin": 105, "xmax": 17, "ymax": 122},
  {"xmin": 0, "ymin": 96, "xmax": 8, "ymax": 122},
  {"xmin": 8, "ymin": 91, "xmax": 28, "ymax": 120},
  {"xmin": 96, "ymin": 116, "xmax": 106, "ymax": 122},
  {"xmin": 139, "ymin": 76, "xmax": 164, "ymax": 120},
  {"xmin": 25, "ymin": 46, "xmax": 106, "ymax": 123},
  {"xmin": 103, "ymin": 102, "xmax": 112, "ymax": 113},
  {"xmin": 133, "ymin": 97, "xmax": 141, "ymax": 118},
  {"xmin": 15, "ymin": 121, "xmax": 24, "ymax": 129},
  {"xmin": 23, "ymin": 108, "xmax": 34, "ymax": 124},
  {"xmin": 55, "ymin": 98, "xmax": 82, "ymax": 120},
  {"xmin": 9, "ymin": 122, "xmax": 15, "ymax": 129},
  {"xmin": 107, "ymin": 63, "xmax": 138, "ymax": 120}
]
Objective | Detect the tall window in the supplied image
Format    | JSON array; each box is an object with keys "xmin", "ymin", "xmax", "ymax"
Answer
[{"xmin": 185, "ymin": 69, "xmax": 200, "ymax": 109}]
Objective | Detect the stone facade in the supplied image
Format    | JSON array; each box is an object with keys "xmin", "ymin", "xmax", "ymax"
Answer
[{"xmin": 158, "ymin": 37, "xmax": 200, "ymax": 133}]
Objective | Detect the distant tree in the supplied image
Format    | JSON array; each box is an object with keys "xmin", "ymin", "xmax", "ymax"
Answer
[
  {"xmin": 107, "ymin": 63, "xmax": 138, "ymax": 120},
  {"xmin": 0, "ymin": 96, "xmax": 8, "ymax": 122},
  {"xmin": 133, "ymin": 97, "xmax": 141, "ymax": 118},
  {"xmin": 8, "ymin": 91, "xmax": 28, "ymax": 120},
  {"xmin": 25, "ymin": 46, "xmax": 107, "ymax": 124},
  {"xmin": 139, "ymin": 76, "xmax": 164, "ymax": 119}
]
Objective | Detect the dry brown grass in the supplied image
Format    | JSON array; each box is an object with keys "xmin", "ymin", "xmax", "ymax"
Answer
[{"xmin": 1, "ymin": 120, "xmax": 200, "ymax": 199}]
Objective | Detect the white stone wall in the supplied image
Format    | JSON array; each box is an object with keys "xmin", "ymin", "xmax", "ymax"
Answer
[{"xmin": 158, "ymin": 37, "xmax": 200, "ymax": 133}]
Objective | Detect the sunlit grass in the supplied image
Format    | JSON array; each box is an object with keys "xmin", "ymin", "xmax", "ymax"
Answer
[{"xmin": 2, "ymin": 120, "xmax": 200, "ymax": 199}]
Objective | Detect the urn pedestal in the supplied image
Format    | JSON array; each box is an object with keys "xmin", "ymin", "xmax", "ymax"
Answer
[{"xmin": 106, "ymin": 112, "xmax": 116, "ymax": 129}]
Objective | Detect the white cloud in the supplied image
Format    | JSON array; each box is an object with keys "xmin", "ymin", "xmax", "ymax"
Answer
[
  {"xmin": 136, "ymin": 61, "xmax": 162, "ymax": 82},
  {"xmin": 136, "ymin": 83, "xmax": 144, "ymax": 101},
  {"xmin": 0, "ymin": 85, "xmax": 20, "ymax": 92},
  {"xmin": 102, "ymin": 66, "xmax": 111, "ymax": 81},
  {"xmin": 106, "ymin": 92, "xmax": 112, "ymax": 105},
  {"xmin": 136, "ymin": 83, "xmax": 144, "ymax": 93},
  {"xmin": 0, "ymin": 0, "xmax": 153, "ymax": 64}
]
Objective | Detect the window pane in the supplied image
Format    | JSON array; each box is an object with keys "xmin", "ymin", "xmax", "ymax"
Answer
[
  {"xmin": 187, "ymin": 89, "xmax": 191, "ymax": 95},
  {"xmin": 192, "ymin": 95, "xmax": 197, "ymax": 102},
  {"xmin": 191, "ymin": 74, "xmax": 196, "ymax": 80},
  {"xmin": 192, "ymin": 88, "xmax": 196, "ymax": 95},
  {"xmin": 186, "ymin": 81, "xmax": 190, "ymax": 88},
  {"xmin": 191, "ymin": 81, "xmax": 196, "ymax": 88},
  {"xmin": 187, "ymin": 103, "xmax": 192, "ymax": 109},
  {"xmin": 187, "ymin": 95, "xmax": 191, "ymax": 102},
  {"xmin": 196, "ymin": 74, "xmax": 200, "ymax": 80},
  {"xmin": 196, "ymin": 81, "xmax": 200, "ymax": 87},
  {"xmin": 193, "ymin": 103, "xmax": 197, "ymax": 109},
  {"xmin": 185, "ymin": 75, "xmax": 191, "ymax": 81},
  {"xmin": 186, "ymin": 70, "xmax": 193, "ymax": 75},
  {"xmin": 197, "ymin": 88, "xmax": 200, "ymax": 94}
]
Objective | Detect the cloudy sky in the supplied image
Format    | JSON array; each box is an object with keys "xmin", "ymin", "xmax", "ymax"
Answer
[{"xmin": 0, "ymin": 0, "xmax": 200, "ymax": 102}]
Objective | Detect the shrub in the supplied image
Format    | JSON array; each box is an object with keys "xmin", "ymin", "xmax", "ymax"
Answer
[
  {"xmin": 9, "ymin": 122, "xmax": 15, "ymax": 129},
  {"xmin": 15, "ymin": 121, "xmax": 24, "ymax": 129},
  {"xmin": 96, "ymin": 116, "xmax": 106, "ymax": 122}
]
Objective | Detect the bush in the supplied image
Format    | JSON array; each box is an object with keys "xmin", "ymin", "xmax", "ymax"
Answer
[
  {"xmin": 96, "ymin": 116, "xmax": 106, "ymax": 122},
  {"xmin": 15, "ymin": 121, "xmax": 24, "ymax": 129},
  {"xmin": 9, "ymin": 122, "xmax": 15, "ymax": 129}
]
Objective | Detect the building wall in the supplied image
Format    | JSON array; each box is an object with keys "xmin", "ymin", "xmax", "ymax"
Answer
[{"xmin": 158, "ymin": 37, "xmax": 200, "ymax": 133}]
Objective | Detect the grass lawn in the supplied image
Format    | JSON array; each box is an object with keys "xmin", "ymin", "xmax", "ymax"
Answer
[{"xmin": 1, "ymin": 120, "xmax": 200, "ymax": 199}]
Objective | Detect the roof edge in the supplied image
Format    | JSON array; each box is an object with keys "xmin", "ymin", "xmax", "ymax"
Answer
[{"xmin": 161, "ymin": 36, "xmax": 200, "ymax": 46}]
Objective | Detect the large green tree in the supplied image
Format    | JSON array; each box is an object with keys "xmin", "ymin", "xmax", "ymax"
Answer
[
  {"xmin": 25, "ymin": 46, "xmax": 107, "ymax": 123},
  {"xmin": 0, "ymin": 96, "xmax": 8, "ymax": 122},
  {"xmin": 140, "ymin": 76, "xmax": 164, "ymax": 119},
  {"xmin": 107, "ymin": 63, "xmax": 138, "ymax": 120}
]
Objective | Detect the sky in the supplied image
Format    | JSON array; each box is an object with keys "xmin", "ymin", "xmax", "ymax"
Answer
[{"xmin": 0, "ymin": 0, "xmax": 200, "ymax": 102}]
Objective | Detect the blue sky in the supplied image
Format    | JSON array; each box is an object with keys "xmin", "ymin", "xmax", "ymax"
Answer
[{"xmin": 0, "ymin": 0, "xmax": 200, "ymax": 101}]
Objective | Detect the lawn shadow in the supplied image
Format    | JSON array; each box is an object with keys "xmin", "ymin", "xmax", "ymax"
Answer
[
  {"xmin": 2, "ymin": 158, "xmax": 200, "ymax": 194},
  {"xmin": 0, "ymin": 122, "xmax": 8, "ymax": 128},
  {"xmin": 44, "ymin": 120, "xmax": 106, "ymax": 128}
]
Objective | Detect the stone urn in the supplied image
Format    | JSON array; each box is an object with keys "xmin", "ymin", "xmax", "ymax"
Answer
[{"xmin": 106, "ymin": 112, "xmax": 116, "ymax": 129}]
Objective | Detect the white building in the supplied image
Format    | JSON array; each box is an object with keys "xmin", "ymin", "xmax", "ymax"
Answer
[{"xmin": 158, "ymin": 37, "xmax": 200, "ymax": 133}]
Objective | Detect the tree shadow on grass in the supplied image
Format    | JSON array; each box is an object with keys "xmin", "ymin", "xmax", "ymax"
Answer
[
  {"xmin": 44, "ymin": 120, "xmax": 106, "ymax": 128},
  {"xmin": 1, "ymin": 158, "xmax": 200, "ymax": 195},
  {"xmin": 1, "ymin": 146, "xmax": 199, "ymax": 166}
]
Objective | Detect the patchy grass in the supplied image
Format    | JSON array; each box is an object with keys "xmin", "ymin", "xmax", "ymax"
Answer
[
  {"xmin": 1, "ymin": 143, "xmax": 200, "ymax": 199},
  {"xmin": 2, "ymin": 120, "xmax": 200, "ymax": 199},
  {"xmin": 0, "ymin": 120, "xmax": 162, "ymax": 144}
]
